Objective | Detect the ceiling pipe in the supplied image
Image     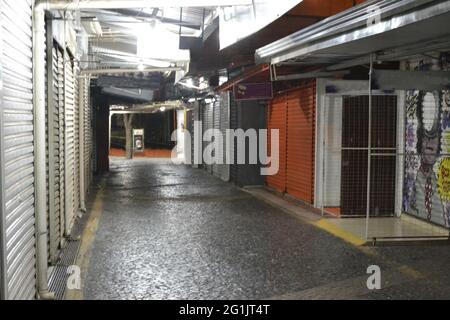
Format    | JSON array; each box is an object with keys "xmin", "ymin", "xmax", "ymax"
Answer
[
  {"xmin": 81, "ymin": 67, "xmax": 183, "ymax": 75},
  {"xmin": 38, "ymin": 0, "xmax": 252, "ymax": 10}
]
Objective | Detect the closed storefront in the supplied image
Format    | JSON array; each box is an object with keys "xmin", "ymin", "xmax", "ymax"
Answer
[
  {"xmin": 200, "ymin": 93, "xmax": 231, "ymax": 182},
  {"xmin": 212, "ymin": 98, "xmax": 221, "ymax": 178},
  {"xmin": 46, "ymin": 41, "xmax": 65, "ymax": 264},
  {"xmin": 73, "ymin": 62, "xmax": 80, "ymax": 217},
  {"xmin": 202, "ymin": 101, "xmax": 213, "ymax": 174},
  {"xmin": 402, "ymin": 54, "xmax": 450, "ymax": 228},
  {"xmin": 214, "ymin": 92, "xmax": 230, "ymax": 182},
  {"xmin": 315, "ymin": 79, "xmax": 402, "ymax": 219},
  {"xmin": 267, "ymin": 94, "xmax": 287, "ymax": 193},
  {"xmin": 286, "ymin": 82, "xmax": 316, "ymax": 204},
  {"xmin": 229, "ymin": 96, "xmax": 267, "ymax": 187},
  {"xmin": 64, "ymin": 52, "xmax": 77, "ymax": 236},
  {"xmin": 267, "ymin": 81, "xmax": 316, "ymax": 204},
  {"xmin": 0, "ymin": 0, "xmax": 36, "ymax": 299},
  {"xmin": 82, "ymin": 78, "xmax": 93, "ymax": 194},
  {"xmin": 340, "ymin": 95, "xmax": 397, "ymax": 216}
]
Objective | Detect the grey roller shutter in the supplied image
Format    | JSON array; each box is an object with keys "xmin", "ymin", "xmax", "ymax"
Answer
[
  {"xmin": 57, "ymin": 49, "xmax": 65, "ymax": 241},
  {"xmin": 202, "ymin": 105, "xmax": 206, "ymax": 170},
  {"xmin": 64, "ymin": 53, "xmax": 76, "ymax": 235},
  {"xmin": 207, "ymin": 103, "xmax": 213, "ymax": 174},
  {"xmin": 212, "ymin": 99, "xmax": 221, "ymax": 178},
  {"xmin": 0, "ymin": 0, "xmax": 36, "ymax": 299},
  {"xmin": 47, "ymin": 44, "xmax": 63, "ymax": 264},
  {"xmin": 192, "ymin": 102, "xmax": 201, "ymax": 169},
  {"xmin": 73, "ymin": 62, "xmax": 80, "ymax": 214},
  {"xmin": 83, "ymin": 79, "xmax": 91, "ymax": 193},
  {"xmin": 229, "ymin": 94, "xmax": 238, "ymax": 183},
  {"xmin": 202, "ymin": 103, "xmax": 213, "ymax": 173},
  {"xmin": 219, "ymin": 92, "xmax": 230, "ymax": 182}
]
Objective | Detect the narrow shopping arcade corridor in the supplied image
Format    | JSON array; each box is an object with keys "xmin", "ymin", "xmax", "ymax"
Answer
[{"xmin": 74, "ymin": 159, "xmax": 450, "ymax": 300}]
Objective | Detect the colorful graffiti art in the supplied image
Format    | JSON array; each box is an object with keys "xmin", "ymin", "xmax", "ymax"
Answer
[
  {"xmin": 438, "ymin": 159, "xmax": 450, "ymax": 226},
  {"xmin": 403, "ymin": 53, "xmax": 450, "ymax": 228},
  {"xmin": 438, "ymin": 158, "xmax": 450, "ymax": 201}
]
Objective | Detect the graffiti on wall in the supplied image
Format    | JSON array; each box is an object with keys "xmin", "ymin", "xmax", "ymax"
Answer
[{"xmin": 403, "ymin": 53, "xmax": 450, "ymax": 228}]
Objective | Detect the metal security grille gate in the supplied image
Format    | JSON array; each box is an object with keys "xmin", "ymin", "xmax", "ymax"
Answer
[
  {"xmin": 318, "ymin": 81, "xmax": 400, "ymax": 221},
  {"xmin": 340, "ymin": 96, "xmax": 397, "ymax": 217},
  {"xmin": 315, "ymin": 78, "xmax": 450, "ymax": 241},
  {"xmin": 0, "ymin": 0, "xmax": 36, "ymax": 299},
  {"xmin": 64, "ymin": 52, "xmax": 76, "ymax": 236}
]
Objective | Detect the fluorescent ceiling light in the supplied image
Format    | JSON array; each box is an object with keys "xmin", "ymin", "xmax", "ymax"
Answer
[{"xmin": 136, "ymin": 22, "xmax": 190, "ymax": 62}]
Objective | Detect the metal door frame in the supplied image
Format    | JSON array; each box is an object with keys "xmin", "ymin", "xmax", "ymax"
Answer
[{"xmin": 314, "ymin": 79, "xmax": 405, "ymax": 218}]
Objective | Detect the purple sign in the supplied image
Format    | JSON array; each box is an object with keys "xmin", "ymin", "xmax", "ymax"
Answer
[{"xmin": 234, "ymin": 82, "xmax": 273, "ymax": 101}]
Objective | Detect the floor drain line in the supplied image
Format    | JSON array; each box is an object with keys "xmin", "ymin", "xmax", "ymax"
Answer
[{"xmin": 48, "ymin": 239, "xmax": 81, "ymax": 300}]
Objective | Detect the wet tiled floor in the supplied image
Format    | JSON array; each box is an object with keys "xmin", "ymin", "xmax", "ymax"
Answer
[{"xmin": 81, "ymin": 158, "xmax": 450, "ymax": 300}]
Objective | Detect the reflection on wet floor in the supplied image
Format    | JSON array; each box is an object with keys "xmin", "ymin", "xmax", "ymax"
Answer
[{"xmin": 81, "ymin": 158, "xmax": 450, "ymax": 300}]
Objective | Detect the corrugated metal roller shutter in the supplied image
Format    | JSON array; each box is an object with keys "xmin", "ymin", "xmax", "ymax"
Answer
[
  {"xmin": 83, "ymin": 79, "xmax": 91, "ymax": 193},
  {"xmin": 219, "ymin": 92, "xmax": 230, "ymax": 182},
  {"xmin": 229, "ymin": 94, "xmax": 238, "ymax": 183},
  {"xmin": 57, "ymin": 48, "xmax": 65, "ymax": 241},
  {"xmin": 202, "ymin": 103, "xmax": 213, "ymax": 173},
  {"xmin": 323, "ymin": 96, "xmax": 342, "ymax": 207},
  {"xmin": 47, "ymin": 44, "xmax": 63, "ymax": 264},
  {"xmin": 91, "ymin": 99, "xmax": 97, "ymax": 174},
  {"xmin": 208, "ymin": 103, "xmax": 214, "ymax": 174},
  {"xmin": 212, "ymin": 99, "xmax": 221, "ymax": 178},
  {"xmin": 192, "ymin": 103, "xmax": 201, "ymax": 168},
  {"xmin": 44, "ymin": 28, "xmax": 50, "ymax": 264},
  {"xmin": 73, "ymin": 62, "xmax": 80, "ymax": 216},
  {"xmin": 0, "ymin": 0, "xmax": 36, "ymax": 299},
  {"xmin": 266, "ymin": 94, "xmax": 287, "ymax": 193},
  {"xmin": 202, "ymin": 104, "xmax": 208, "ymax": 170},
  {"xmin": 286, "ymin": 82, "xmax": 316, "ymax": 204},
  {"xmin": 64, "ymin": 53, "xmax": 76, "ymax": 235}
]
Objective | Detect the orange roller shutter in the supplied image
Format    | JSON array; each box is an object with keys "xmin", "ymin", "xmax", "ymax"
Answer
[
  {"xmin": 286, "ymin": 81, "xmax": 316, "ymax": 204},
  {"xmin": 267, "ymin": 94, "xmax": 287, "ymax": 193}
]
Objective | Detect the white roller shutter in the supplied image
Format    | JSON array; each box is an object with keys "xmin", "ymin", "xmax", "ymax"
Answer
[
  {"xmin": 212, "ymin": 100, "xmax": 221, "ymax": 178},
  {"xmin": 83, "ymin": 79, "xmax": 92, "ymax": 193},
  {"xmin": 202, "ymin": 103, "xmax": 213, "ymax": 173},
  {"xmin": 0, "ymin": 0, "xmax": 36, "ymax": 299},
  {"xmin": 57, "ymin": 48, "xmax": 65, "ymax": 241},
  {"xmin": 73, "ymin": 62, "xmax": 80, "ymax": 214},
  {"xmin": 64, "ymin": 53, "xmax": 76, "ymax": 235},
  {"xmin": 47, "ymin": 43, "xmax": 64, "ymax": 264}
]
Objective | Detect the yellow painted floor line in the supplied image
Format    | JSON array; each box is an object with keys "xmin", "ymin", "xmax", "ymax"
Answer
[
  {"xmin": 397, "ymin": 265, "xmax": 424, "ymax": 280},
  {"xmin": 314, "ymin": 219, "xmax": 368, "ymax": 247},
  {"xmin": 65, "ymin": 187, "xmax": 105, "ymax": 300}
]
